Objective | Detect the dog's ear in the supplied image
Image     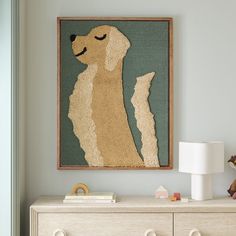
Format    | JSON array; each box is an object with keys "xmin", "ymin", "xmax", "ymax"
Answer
[{"xmin": 105, "ymin": 27, "xmax": 130, "ymax": 71}]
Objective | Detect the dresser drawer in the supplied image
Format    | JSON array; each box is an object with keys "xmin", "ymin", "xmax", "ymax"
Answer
[
  {"xmin": 37, "ymin": 213, "xmax": 172, "ymax": 236},
  {"xmin": 174, "ymin": 213, "xmax": 236, "ymax": 236}
]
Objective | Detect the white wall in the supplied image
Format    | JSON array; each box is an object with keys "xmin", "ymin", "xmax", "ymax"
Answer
[
  {"xmin": 24, "ymin": 0, "xmax": 236, "ymax": 232},
  {"xmin": 0, "ymin": 0, "xmax": 12, "ymax": 235}
]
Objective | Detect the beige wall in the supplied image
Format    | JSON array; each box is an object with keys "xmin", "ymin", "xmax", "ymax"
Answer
[{"xmin": 23, "ymin": 0, "xmax": 236, "ymax": 233}]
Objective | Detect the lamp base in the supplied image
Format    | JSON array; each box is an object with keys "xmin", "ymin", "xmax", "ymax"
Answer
[{"xmin": 191, "ymin": 174, "xmax": 212, "ymax": 201}]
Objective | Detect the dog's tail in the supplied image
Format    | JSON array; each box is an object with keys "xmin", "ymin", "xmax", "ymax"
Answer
[{"xmin": 131, "ymin": 72, "xmax": 160, "ymax": 167}]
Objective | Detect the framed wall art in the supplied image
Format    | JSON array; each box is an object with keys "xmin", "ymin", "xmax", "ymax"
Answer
[{"xmin": 57, "ymin": 17, "xmax": 173, "ymax": 170}]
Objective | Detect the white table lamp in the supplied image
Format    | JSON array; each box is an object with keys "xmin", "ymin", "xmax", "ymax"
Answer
[{"xmin": 179, "ymin": 141, "xmax": 224, "ymax": 201}]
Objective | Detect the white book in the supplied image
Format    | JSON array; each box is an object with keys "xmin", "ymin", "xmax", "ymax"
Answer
[
  {"xmin": 64, "ymin": 192, "xmax": 115, "ymax": 200},
  {"xmin": 63, "ymin": 198, "xmax": 116, "ymax": 204}
]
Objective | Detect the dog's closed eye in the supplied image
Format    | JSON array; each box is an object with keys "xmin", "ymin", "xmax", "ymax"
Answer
[{"xmin": 94, "ymin": 34, "xmax": 107, "ymax": 41}]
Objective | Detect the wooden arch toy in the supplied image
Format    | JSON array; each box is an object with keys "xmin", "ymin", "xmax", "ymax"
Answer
[{"xmin": 70, "ymin": 183, "xmax": 89, "ymax": 195}]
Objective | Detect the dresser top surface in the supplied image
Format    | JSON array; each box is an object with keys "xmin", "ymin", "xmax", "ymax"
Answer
[{"xmin": 31, "ymin": 195, "xmax": 236, "ymax": 213}]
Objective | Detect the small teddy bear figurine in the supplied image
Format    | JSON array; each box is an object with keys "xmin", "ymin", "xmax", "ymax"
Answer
[
  {"xmin": 228, "ymin": 155, "xmax": 236, "ymax": 169},
  {"xmin": 228, "ymin": 155, "xmax": 236, "ymax": 199}
]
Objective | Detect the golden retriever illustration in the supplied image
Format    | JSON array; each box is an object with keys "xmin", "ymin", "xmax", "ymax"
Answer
[{"xmin": 68, "ymin": 25, "xmax": 159, "ymax": 167}]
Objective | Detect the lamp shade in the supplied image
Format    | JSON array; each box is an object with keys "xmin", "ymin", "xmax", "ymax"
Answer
[{"xmin": 179, "ymin": 141, "xmax": 224, "ymax": 174}]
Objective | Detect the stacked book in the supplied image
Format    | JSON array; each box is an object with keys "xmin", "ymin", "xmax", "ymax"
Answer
[{"xmin": 63, "ymin": 192, "xmax": 116, "ymax": 204}]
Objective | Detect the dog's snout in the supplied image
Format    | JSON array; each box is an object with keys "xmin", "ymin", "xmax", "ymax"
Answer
[{"xmin": 70, "ymin": 34, "xmax": 77, "ymax": 42}]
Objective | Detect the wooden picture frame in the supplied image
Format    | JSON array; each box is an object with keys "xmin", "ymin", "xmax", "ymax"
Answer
[{"xmin": 57, "ymin": 17, "xmax": 173, "ymax": 170}]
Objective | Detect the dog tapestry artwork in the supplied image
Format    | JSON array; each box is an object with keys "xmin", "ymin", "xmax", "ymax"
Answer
[{"xmin": 57, "ymin": 18, "xmax": 173, "ymax": 169}]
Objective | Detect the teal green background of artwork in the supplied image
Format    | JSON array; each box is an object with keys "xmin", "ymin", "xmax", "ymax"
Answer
[{"xmin": 60, "ymin": 20, "xmax": 169, "ymax": 167}]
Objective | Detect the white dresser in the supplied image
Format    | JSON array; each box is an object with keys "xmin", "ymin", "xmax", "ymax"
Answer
[{"xmin": 30, "ymin": 196, "xmax": 236, "ymax": 236}]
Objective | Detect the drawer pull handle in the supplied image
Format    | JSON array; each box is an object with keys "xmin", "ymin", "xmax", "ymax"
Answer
[
  {"xmin": 189, "ymin": 228, "xmax": 201, "ymax": 236},
  {"xmin": 53, "ymin": 229, "xmax": 67, "ymax": 236},
  {"xmin": 145, "ymin": 229, "xmax": 157, "ymax": 236}
]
